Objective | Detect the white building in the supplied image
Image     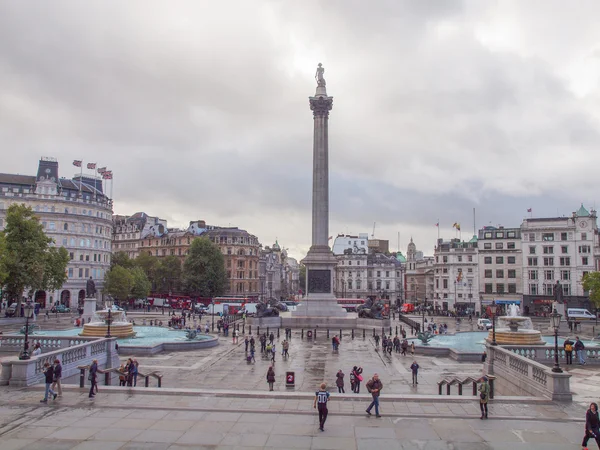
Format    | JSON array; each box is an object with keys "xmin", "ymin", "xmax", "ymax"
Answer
[
  {"xmin": 520, "ymin": 205, "xmax": 597, "ymax": 315},
  {"xmin": 433, "ymin": 237, "xmax": 479, "ymax": 313},
  {"xmin": 332, "ymin": 233, "xmax": 369, "ymax": 255},
  {"xmin": 335, "ymin": 252, "xmax": 368, "ymax": 299}
]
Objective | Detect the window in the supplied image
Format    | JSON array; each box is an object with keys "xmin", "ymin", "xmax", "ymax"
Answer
[
  {"xmin": 484, "ymin": 243, "xmax": 492, "ymax": 250},
  {"xmin": 507, "ymin": 231, "xmax": 516, "ymax": 238},
  {"xmin": 443, "ymin": 279, "xmax": 448, "ymax": 289},
  {"xmin": 485, "ymin": 284, "xmax": 493, "ymax": 294},
  {"xmin": 496, "ymin": 232, "xmax": 504, "ymax": 238},
  {"xmin": 529, "ymin": 270, "xmax": 538, "ymax": 280},
  {"xmin": 85, "ymin": 268, "xmax": 89, "ymax": 278},
  {"xmin": 458, "ymin": 293, "xmax": 463, "ymax": 298},
  {"xmin": 507, "ymin": 256, "xmax": 516, "ymax": 264},
  {"xmin": 484, "ymin": 232, "xmax": 492, "ymax": 239},
  {"xmin": 561, "ymin": 232, "xmax": 568, "ymax": 241},
  {"xmin": 543, "ymin": 283, "xmax": 554, "ymax": 296},
  {"xmin": 62, "ymin": 238, "xmax": 67, "ymax": 246},
  {"xmin": 85, "ymin": 254, "xmax": 90, "ymax": 261},
  {"xmin": 356, "ymin": 280, "xmax": 361, "ymax": 290},
  {"xmin": 79, "ymin": 254, "xmax": 84, "ymax": 261},
  {"xmin": 528, "ymin": 257, "xmax": 538, "ymax": 266},
  {"xmin": 579, "ymin": 245, "xmax": 591, "ymax": 254},
  {"xmin": 495, "ymin": 243, "xmax": 503, "ymax": 249},
  {"xmin": 529, "ymin": 284, "xmax": 538, "ymax": 295},
  {"xmin": 582, "ymin": 233, "xmax": 588, "ymax": 241},
  {"xmin": 348, "ymin": 261, "xmax": 352, "ymax": 266},
  {"xmin": 508, "ymin": 283, "xmax": 517, "ymax": 294},
  {"xmin": 559, "ymin": 257, "xmax": 571, "ymax": 266},
  {"xmin": 435, "ymin": 279, "xmax": 439, "ymax": 289},
  {"xmin": 385, "ymin": 271, "xmax": 390, "ymax": 277},
  {"xmin": 485, "ymin": 270, "xmax": 492, "ymax": 278},
  {"xmin": 561, "ymin": 246, "xmax": 568, "ymax": 254},
  {"xmin": 508, "ymin": 270, "xmax": 516, "ymax": 278},
  {"xmin": 496, "ymin": 270, "xmax": 504, "ymax": 278},
  {"xmin": 507, "ymin": 242, "xmax": 515, "ymax": 249},
  {"xmin": 68, "ymin": 268, "xmax": 73, "ymax": 278},
  {"xmin": 544, "ymin": 270, "xmax": 553, "ymax": 281},
  {"xmin": 443, "ymin": 256, "xmax": 448, "ymax": 263},
  {"xmin": 543, "ymin": 246, "xmax": 554, "ymax": 254},
  {"xmin": 467, "ymin": 268, "xmax": 473, "ymax": 273},
  {"xmin": 529, "ymin": 233, "xmax": 535, "ymax": 242},
  {"xmin": 443, "ymin": 268, "xmax": 448, "ymax": 274},
  {"xmin": 496, "ymin": 257, "xmax": 504, "ymax": 264},
  {"xmin": 529, "ymin": 246, "xmax": 536, "ymax": 254},
  {"xmin": 443, "ymin": 293, "xmax": 448, "ymax": 299},
  {"xmin": 78, "ymin": 268, "xmax": 83, "ymax": 278},
  {"xmin": 583, "ymin": 257, "xmax": 589, "ymax": 265},
  {"xmin": 561, "ymin": 270, "xmax": 570, "ymax": 281},
  {"xmin": 377, "ymin": 271, "xmax": 381, "ymax": 277},
  {"xmin": 543, "ymin": 257, "xmax": 554, "ymax": 266},
  {"xmin": 542, "ymin": 233, "xmax": 554, "ymax": 241},
  {"xmin": 484, "ymin": 257, "xmax": 492, "ymax": 264},
  {"xmin": 457, "ymin": 256, "xmax": 462, "ymax": 262},
  {"xmin": 563, "ymin": 284, "xmax": 571, "ymax": 296},
  {"xmin": 468, "ymin": 256, "xmax": 473, "ymax": 262},
  {"xmin": 497, "ymin": 284, "xmax": 505, "ymax": 294},
  {"xmin": 385, "ymin": 281, "xmax": 390, "ymax": 289}
]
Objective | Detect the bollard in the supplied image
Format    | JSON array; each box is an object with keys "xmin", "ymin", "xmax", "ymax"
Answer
[
  {"xmin": 257, "ymin": 326, "xmax": 260, "ymax": 336},
  {"xmin": 242, "ymin": 323, "xmax": 245, "ymax": 334},
  {"xmin": 389, "ymin": 327, "xmax": 392, "ymax": 335},
  {"xmin": 327, "ymin": 329, "xmax": 330, "ymax": 338},
  {"xmin": 352, "ymin": 329, "xmax": 355, "ymax": 339},
  {"xmin": 393, "ymin": 312, "xmax": 395, "ymax": 320},
  {"xmin": 302, "ymin": 329, "xmax": 304, "ymax": 339},
  {"xmin": 145, "ymin": 376, "xmax": 150, "ymax": 387},
  {"xmin": 488, "ymin": 376, "xmax": 496, "ymax": 399},
  {"xmin": 382, "ymin": 327, "xmax": 385, "ymax": 338},
  {"xmin": 340, "ymin": 329, "xmax": 342, "ymax": 340},
  {"xmin": 79, "ymin": 367, "xmax": 85, "ymax": 388},
  {"xmin": 105, "ymin": 371, "xmax": 111, "ymax": 386},
  {"xmin": 458, "ymin": 384, "xmax": 463, "ymax": 396},
  {"xmin": 372, "ymin": 328, "xmax": 375, "ymax": 337},
  {"xmin": 363, "ymin": 329, "xmax": 366, "ymax": 339},
  {"xmin": 277, "ymin": 328, "xmax": 280, "ymax": 338},
  {"xmin": 249, "ymin": 325, "xmax": 252, "ymax": 335},
  {"xmin": 439, "ymin": 383, "xmax": 443, "ymax": 395},
  {"xmin": 396, "ymin": 326, "xmax": 398, "ymax": 335},
  {"xmin": 267, "ymin": 327, "xmax": 269, "ymax": 337},
  {"xmin": 472, "ymin": 381, "xmax": 477, "ymax": 396},
  {"xmin": 314, "ymin": 328, "xmax": 317, "ymax": 339}
]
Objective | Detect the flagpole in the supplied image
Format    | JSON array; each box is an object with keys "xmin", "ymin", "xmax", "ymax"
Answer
[
  {"xmin": 473, "ymin": 208, "xmax": 476, "ymax": 236},
  {"xmin": 437, "ymin": 219, "xmax": 440, "ymax": 241},
  {"xmin": 79, "ymin": 161, "xmax": 83, "ymax": 194}
]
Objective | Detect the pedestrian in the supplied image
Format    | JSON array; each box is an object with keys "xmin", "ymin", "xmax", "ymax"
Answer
[
  {"xmin": 245, "ymin": 336, "xmax": 249, "ymax": 352},
  {"xmin": 250, "ymin": 346, "xmax": 256, "ymax": 363},
  {"xmin": 410, "ymin": 361, "xmax": 419, "ymax": 385},
  {"xmin": 365, "ymin": 373, "xmax": 383, "ymax": 418},
  {"xmin": 410, "ymin": 342, "xmax": 415, "ymax": 356},
  {"xmin": 51, "ymin": 358, "xmax": 63, "ymax": 397},
  {"xmin": 40, "ymin": 362, "xmax": 57, "ymax": 403},
  {"xmin": 481, "ymin": 351, "xmax": 487, "ymax": 363},
  {"xmin": 282, "ymin": 340, "xmax": 289, "ymax": 358},
  {"xmin": 32, "ymin": 343, "xmax": 42, "ymax": 357},
  {"xmin": 205, "ymin": 322, "xmax": 210, "ymax": 334},
  {"xmin": 352, "ymin": 366, "xmax": 363, "ymax": 393},
  {"xmin": 563, "ymin": 337, "xmax": 574, "ymax": 365},
  {"xmin": 478, "ymin": 376, "xmax": 490, "ymax": 419},
  {"xmin": 266, "ymin": 366, "xmax": 276, "ymax": 391},
  {"xmin": 260, "ymin": 333, "xmax": 267, "ymax": 352},
  {"xmin": 575, "ymin": 336, "xmax": 586, "ymax": 365},
  {"xmin": 314, "ymin": 383, "xmax": 330, "ymax": 432},
  {"xmin": 349, "ymin": 369, "xmax": 356, "ymax": 393},
  {"xmin": 582, "ymin": 402, "xmax": 600, "ymax": 449},
  {"xmin": 336, "ymin": 369, "xmax": 345, "ymax": 393},
  {"xmin": 401, "ymin": 339, "xmax": 408, "ymax": 356},
  {"xmin": 271, "ymin": 343, "xmax": 276, "ymax": 362},
  {"xmin": 250, "ymin": 336, "xmax": 256, "ymax": 351},
  {"xmin": 269, "ymin": 332, "xmax": 275, "ymax": 344},
  {"xmin": 132, "ymin": 359, "xmax": 139, "ymax": 387},
  {"xmin": 89, "ymin": 359, "xmax": 99, "ymax": 398},
  {"xmin": 118, "ymin": 363, "xmax": 127, "ymax": 386},
  {"xmin": 374, "ymin": 334, "xmax": 380, "ymax": 348}
]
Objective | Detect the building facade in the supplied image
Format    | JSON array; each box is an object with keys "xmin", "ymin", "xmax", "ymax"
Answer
[
  {"xmin": 0, "ymin": 158, "xmax": 113, "ymax": 308},
  {"xmin": 113, "ymin": 212, "xmax": 167, "ymax": 259},
  {"xmin": 478, "ymin": 226, "xmax": 523, "ymax": 314}
]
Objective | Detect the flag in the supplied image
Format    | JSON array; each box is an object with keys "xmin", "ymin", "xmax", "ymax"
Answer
[
  {"xmin": 527, "ymin": 208, "xmax": 532, "ymax": 213},
  {"xmin": 97, "ymin": 167, "xmax": 107, "ymax": 174},
  {"xmin": 73, "ymin": 160, "xmax": 82, "ymax": 167},
  {"xmin": 435, "ymin": 222, "xmax": 439, "ymax": 227},
  {"xmin": 102, "ymin": 171, "xmax": 113, "ymax": 180},
  {"xmin": 453, "ymin": 223, "xmax": 461, "ymax": 231},
  {"xmin": 87, "ymin": 162, "xmax": 96, "ymax": 170}
]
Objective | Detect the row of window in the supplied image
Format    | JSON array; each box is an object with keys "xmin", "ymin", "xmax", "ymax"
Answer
[
  {"xmin": 527, "ymin": 245, "xmax": 591, "ymax": 254},
  {"xmin": 437, "ymin": 255, "xmax": 475, "ymax": 263},
  {"xmin": 483, "ymin": 242, "xmax": 517, "ymax": 250},
  {"xmin": 61, "ymin": 237, "xmax": 110, "ymax": 250},
  {"xmin": 234, "ymin": 282, "xmax": 257, "ymax": 293},
  {"xmin": 528, "ymin": 269, "xmax": 571, "ymax": 281},
  {"xmin": 45, "ymin": 221, "xmax": 110, "ymax": 236},
  {"xmin": 484, "ymin": 269, "xmax": 517, "ymax": 278},
  {"xmin": 484, "ymin": 256, "xmax": 516, "ymax": 264},
  {"xmin": 528, "ymin": 283, "xmax": 572, "ymax": 296},
  {"xmin": 226, "ymin": 260, "xmax": 258, "ymax": 269},
  {"xmin": 338, "ymin": 280, "xmax": 396, "ymax": 291},
  {"xmin": 527, "ymin": 256, "xmax": 590, "ymax": 266},
  {"xmin": 226, "ymin": 271, "xmax": 259, "ymax": 279},
  {"xmin": 483, "ymin": 231, "xmax": 518, "ymax": 239},
  {"xmin": 435, "ymin": 278, "xmax": 474, "ymax": 289},
  {"xmin": 483, "ymin": 283, "xmax": 518, "ymax": 294},
  {"xmin": 67, "ymin": 267, "xmax": 105, "ymax": 280},
  {"xmin": 68, "ymin": 252, "xmax": 110, "ymax": 263},
  {"xmin": 33, "ymin": 204, "xmax": 110, "ymax": 220},
  {"xmin": 528, "ymin": 232, "xmax": 587, "ymax": 242}
]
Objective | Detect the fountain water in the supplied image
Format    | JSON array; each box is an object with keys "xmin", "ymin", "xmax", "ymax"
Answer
[
  {"xmin": 487, "ymin": 303, "xmax": 544, "ymax": 345},
  {"xmin": 80, "ymin": 307, "xmax": 136, "ymax": 338}
]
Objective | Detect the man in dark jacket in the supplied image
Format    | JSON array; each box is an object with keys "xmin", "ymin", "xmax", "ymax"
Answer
[
  {"xmin": 575, "ymin": 336, "xmax": 586, "ymax": 365},
  {"xmin": 41, "ymin": 362, "xmax": 56, "ymax": 402},
  {"xmin": 563, "ymin": 337, "xmax": 574, "ymax": 365},
  {"xmin": 410, "ymin": 361, "xmax": 420, "ymax": 385},
  {"xmin": 51, "ymin": 359, "xmax": 62, "ymax": 397},
  {"xmin": 365, "ymin": 373, "xmax": 383, "ymax": 417}
]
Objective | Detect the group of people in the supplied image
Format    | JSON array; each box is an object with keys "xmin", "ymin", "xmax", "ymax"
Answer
[
  {"xmin": 118, "ymin": 358, "xmax": 139, "ymax": 387},
  {"xmin": 563, "ymin": 336, "xmax": 587, "ymax": 365},
  {"xmin": 376, "ymin": 334, "xmax": 415, "ymax": 355},
  {"xmin": 40, "ymin": 359, "xmax": 62, "ymax": 402}
]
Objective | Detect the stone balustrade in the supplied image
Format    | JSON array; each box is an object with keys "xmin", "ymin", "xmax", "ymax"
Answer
[
  {"xmin": 0, "ymin": 337, "xmax": 120, "ymax": 387},
  {"xmin": 484, "ymin": 343, "xmax": 571, "ymax": 401},
  {"xmin": 504, "ymin": 344, "xmax": 600, "ymax": 365},
  {"xmin": 0, "ymin": 335, "xmax": 101, "ymax": 354}
]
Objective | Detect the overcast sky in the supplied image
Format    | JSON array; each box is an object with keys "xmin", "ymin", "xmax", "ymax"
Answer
[{"xmin": 2, "ymin": 1, "xmax": 600, "ymax": 260}]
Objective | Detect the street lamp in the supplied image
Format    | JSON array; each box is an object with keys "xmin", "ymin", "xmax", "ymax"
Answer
[
  {"xmin": 551, "ymin": 308, "xmax": 563, "ymax": 373},
  {"xmin": 490, "ymin": 300, "xmax": 498, "ymax": 346},
  {"xmin": 19, "ymin": 300, "xmax": 35, "ymax": 360},
  {"xmin": 104, "ymin": 300, "xmax": 113, "ymax": 338},
  {"xmin": 211, "ymin": 301, "xmax": 215, "ymax": 332}
]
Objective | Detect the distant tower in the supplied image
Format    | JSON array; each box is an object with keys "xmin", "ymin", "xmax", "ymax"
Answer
[{"xmin": 407, "ymin": 237, "xmax": 416, "ymax": 261}]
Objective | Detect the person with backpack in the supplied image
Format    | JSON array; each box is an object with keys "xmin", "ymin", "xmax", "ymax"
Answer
[
  {"xmin": 313, "ymin": 383, "xmax": 330, "ymax": 432},
  {"xmin": 563, "ymin": 337, "xmax": 574, "ymax": 365},
  {"xmin": 365, "ymin": 373, "xmax": 383, "ymax": 418},
  {"xmin": 575, "ymin": 336, "xmax": 586, "ymax": 365}
]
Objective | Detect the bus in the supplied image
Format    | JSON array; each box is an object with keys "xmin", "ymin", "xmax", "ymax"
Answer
[
  {"xmin": 210, "ymin": 297, "xmax": 259, "ymax": 315},
  {"xmin": 337, "ymin": 298, "xmax": 366, "ymax": 312}
]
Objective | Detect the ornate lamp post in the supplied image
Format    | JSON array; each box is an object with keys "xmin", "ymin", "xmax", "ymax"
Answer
[
  {"xmin": 211, "ymin": 301, "xmax": 215, "ymax": 332},
  {"xmin": 19, "ymin": 300, "xmax": 35, "ymax": 360},
  {"xmin": 490, "ymin": 300, "xmax": 498, "ymax": 346},
  {"xmin": 105, "ymin": 300, "xmax": 113, "ymax": 338},
  {"xmin": 551, "ymin": 308, "xmax": 563, "ymax": 373}
]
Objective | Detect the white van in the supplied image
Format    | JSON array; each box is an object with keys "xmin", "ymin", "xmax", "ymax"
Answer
[{"xmin": 566, "ymin": 308, "xmax": 595, "ymax": 320}]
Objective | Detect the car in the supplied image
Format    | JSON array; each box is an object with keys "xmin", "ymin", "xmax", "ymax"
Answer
[
  {"xmin": 477, "ymin": 318, "xmax": 492, "ymax": 330},
  {"xmin": 5, "ymin": 303, "xmax": 18, "ymax": 317},
  {"xmin": 566, "ymin": 308, "xmax": 595, "ymax": 321},
  {"xmin": 54, "ymin": 305, "xmax": 71, "ymax": 313}
]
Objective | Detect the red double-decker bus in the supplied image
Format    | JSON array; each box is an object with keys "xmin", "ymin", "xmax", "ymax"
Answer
[{"xmin": 336, "ymin": 298, "xmax": 366, "ymax": 312}]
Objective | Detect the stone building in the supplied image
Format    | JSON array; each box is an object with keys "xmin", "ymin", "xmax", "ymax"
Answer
[
  {"xmin": 367, "ymin": 252, "xmax": 402, "ymax": 305},
  {"xmin": 258, "ymin": 241, "xmax": 299, "ymax": 301},
  {"xmin": 433, "ymin": 237, "xmax": 479, "ymax": 313},
  {"xmin": 0, "ymin": 157, "xmax": 113, "ymax": 308},
  {"xmin": 335, "ymin": 251, "xmax": 368, "ymax": 299},
  {"xmin": 113, "ymin": 212, "xmax": 167, "ymax": 259},
  {"xmin": 140, "ymin": 220, "xmax": 208, "ymax": 260}
]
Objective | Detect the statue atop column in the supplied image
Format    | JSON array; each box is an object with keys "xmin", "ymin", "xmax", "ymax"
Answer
[
  {"xmin": 554, "ymin": 280, "xmax": 564, "ymax": 303},
  {"xmin": 315, "ymin": 63, "xmax": 326, "ymax": 87},
  {"xmin": 86, "ymin": 277, "xmax": 96, "ymax": 298}
]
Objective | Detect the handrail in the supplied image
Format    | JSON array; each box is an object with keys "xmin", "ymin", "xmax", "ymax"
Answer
[
  {"xmin": 77, "ymin": 365, "xmax": 162, "ymax": 388},
  {"xmin": 437, "ymin": 375, "xmax": 495, "ymax": 398}
]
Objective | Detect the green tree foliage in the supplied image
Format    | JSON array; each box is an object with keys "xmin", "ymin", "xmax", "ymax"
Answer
[
  {"xmin": 182, "ymin": 237, "xmax": 226, "ymax": 298},
  {"xmin": 134, "ymin": 252, "xmax": 160, "ymax": 287},
  {"xmin": 156, "ymin": 255, "xmax": 182, "ymax": 294},
  {"xmin": 0, "ymin": 204, "xmax": 69, "ymax": 305},
  {"xmin": 130, "ymin": 266, "xmax": 151, "ymax": 299},
  {"xmin": 582, "ymin": 272, "xmax": 600, "ymax": 308},
  {"xmin": 111, "ymin": 251, "xmax": 134, "ymax": 269},
  {"xmin": 299, "ymin": 264, "xmax": 306, "ymax": 294},
  {"xmin": 0, "ymin": 233, "xmax": 7, "ymax": 285},
  {"xmin": 104, "ymin": 265, "xmax": 133, "ymax": 301}
]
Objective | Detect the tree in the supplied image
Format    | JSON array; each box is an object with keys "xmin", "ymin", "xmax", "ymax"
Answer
[
  {"xmin": 182, "ymin": 237, "xmax": 227, "ymax": 298},
  {"xmin": 156, "ymin": 255, "xmax": 182, "ymax": 294},
  {"xmin": 582, "ymin": 272, "xmax": 600, "ymax": 308},
  {"xmin": 0, "ymin": 204, "xmax": 69, "ymax": 307},
  {"xmin": 111, "ymin": 251, "xmax": 134, "ymax": 269},
  {"xmin": 299, "ymin": 264, "xmax": 306, "ymax": 295},
  {"xmin": 104, "ymin": 265, "xmax": 133, "ymax": 301},
  {"xmin": 0, "ymin": 233, "xmax": 7, "ymax": 286},
  {"xmin": 134, "ymin": 252, "xmax": 160, "ymax": 288},
  {"xmin": 130, "ymin": 267, "xmax": 151, "ymax": 300}
]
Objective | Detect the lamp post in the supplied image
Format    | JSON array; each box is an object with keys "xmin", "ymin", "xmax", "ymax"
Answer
[
  {"xmin": 19, "ymin": 300, "xmax": 35, "ymax": 360},
  {"xmin": 211, "ymin": 301, "xmax": 215, "ymax": 332},
  {"xmin": 105, "ymin": 300, "xmax": 113, "ymax": 338},
  {"xmin": 490, "ymin": 300, "xmax": 498, "ymax": 346},
  {"xmin": 551, "ymin": 308, "xmax": 563, "ymax": 373},
  {"xmin": 468, "ymin": 280, "xmax": 473, "ymax": 315}
]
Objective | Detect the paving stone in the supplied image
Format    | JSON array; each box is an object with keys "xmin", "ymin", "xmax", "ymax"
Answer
[{"xmin": 130, "ymin": 429, "xmax": 185, "ymax": 443}]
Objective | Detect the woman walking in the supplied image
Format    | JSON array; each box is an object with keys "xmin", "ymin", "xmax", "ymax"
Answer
[
  {"xmin": 478, "ymin": 376, "xmax": 490, "ymax": 419},
  {"xmin": 582, "ymin": 402, "xmax": 600, "ymax": 449},
  {"xmin": 89, "ymin": 359, "xmax": 99, "ymax": 398},
  {"xmin": 266, "ymin": 366, "xmax": 276, "ymax": 391},
  {"xmin": 352, "ymin": 366, "xmax": 363, "ymax": 393},
  {"xmin": 336, "ymin": 369, "xmax": 345, "ymax": 393}
]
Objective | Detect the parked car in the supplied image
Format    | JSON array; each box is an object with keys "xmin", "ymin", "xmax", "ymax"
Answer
[
  {"xmin": 53, "ymin": 305, "xmax": 70, "ymax": 313},
  {"xmin": 477, "ymin": 318, "xmax": 492, "ymax": 330},
  {"xmin": 5, "ymin": 303, "xmax": 18, "ymax": 317}
]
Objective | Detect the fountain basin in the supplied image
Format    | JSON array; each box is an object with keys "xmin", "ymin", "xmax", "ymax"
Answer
[
  {"xmin": 487, "ymin": 328, "xmax": 545, "ymax": 345},
  {"xmin": 81, "ymin": 322, "xmax": 136, "ymax": 338}
]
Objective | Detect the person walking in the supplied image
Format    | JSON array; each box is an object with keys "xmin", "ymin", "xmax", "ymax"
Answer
[
  {"xmin": 575, "ymin": 336, "xmax": 586, "ymax": 365},
  {"xmin": 271, "ymin": 343, "xmax": 276, "ymax": 362},
  {"xmin": 336, "ymin": 369, "xmax": 345, "ymax": 393},
  {"xmin": 410, "ymin": 342, "xmax": 415, "ymax": 356},
  {"xmin": 410, "ymin": 361, "xmax": 420, "ymax": 385},
  {"xmin": 269, "ymin": 332, "xmax": 275, "ymax": 344},
  {"xmin": 314, "ymin": 383, "xmax": 330, "ymax": 432},
  {"xmin": 478, "ymin": 376, "xmax": 490, "ymax": 419},
  {"xmin": 266, "ymin": 366, "xmax": 276, "ymax": 391},
  {"xmin": 245, "ymin": 336, "xmax": 249, "ymax": 352},
  {"xmin": 51, "ymin": 358, "xmax": 63, "ymax": 397},
  {"xmin": 582, "ymin": 402, "xmax": 600, "ymax": 449},
  {"xmin": 352, "ymin": 366, "xmax": 363, "ymax": 393},
  {"xmin": 131, "ymin": 359, "xmax": 139, "ymax": 387},
  {"xmin": 563, "ymin": 337, "xmax": 574, "ymax": 365},
  {"xmin": 250, "ymin": 336, "xmax": 256, "ymax": 351},
  {"xmin": 89, "ymin": 359, "xmax": 99, "ymax": 398},
  {"xmin": 365, "ymin": 373, "xmax": 383, "ymax": 418},
  {"xmin": 249, "ymin": 346, "xmax": 256, "ymax": 363},
  {"xmin": 282, "ymin": 340, "xmax": 289, "ymax": 358},
  {"xmin": 401, "ymin": 339, "xmax": 408, "ymax": 356},
  {"xmin": 374, "ymin": 334, "xmax": 380, "ymax": 348},
  {"xmin": 118, "ymin": 363, "xmax": 127, "ymax": 386},
  {"xmin": 40, "ymin": 362, "xmax": 57, "ymax": 403}
]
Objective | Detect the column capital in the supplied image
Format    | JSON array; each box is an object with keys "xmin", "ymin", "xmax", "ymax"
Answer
[{"xmin": 310, "ymin": 95, "xmax": 333, "ymax": 117}]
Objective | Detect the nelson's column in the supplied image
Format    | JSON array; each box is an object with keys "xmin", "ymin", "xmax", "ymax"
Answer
[{"xmin": 290, "ymin": 64, "xmax": 349, "ymax": 324}]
